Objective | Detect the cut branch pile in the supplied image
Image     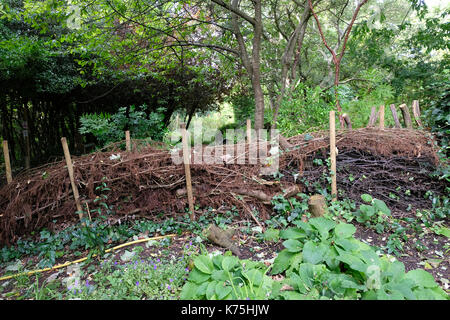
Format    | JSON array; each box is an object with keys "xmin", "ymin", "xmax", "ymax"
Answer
[{"xmin": 0, "ymin": 128, "xmax": 445, "ymax": 245}]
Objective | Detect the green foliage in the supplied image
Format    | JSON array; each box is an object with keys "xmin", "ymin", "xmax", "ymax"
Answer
[
  {"xmin": 180, "ymin": 252, "xmax": 273, "ymax": 300},
  {"xmin": 65, "ymin": 248, "xmax": 191, "ymax": 300},
  {"xmin": 267, "ymin": 84, "xmax": 333, "ymax": 136},
  {"xmin": 227, "ymin": 94, "xmax": 255, "ymax": 127},
  {"xmin": 271, "ymin": 193, "xmax": 310, "ymax": 223},
  {"xmin": 79, "ymin": 105, "xmax": 167, "ymax": 147},
  {"xmin": 354, "ymin": 194, "xmax": 391, "ymax": 233},
  {"xmin": 271, "ymin": 217, "xmax": 447, "ymax": 300}
]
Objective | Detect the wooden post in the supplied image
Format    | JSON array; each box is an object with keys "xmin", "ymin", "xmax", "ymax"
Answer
[
  {"xmin": 379, "ymin": 105, "xmax": 385, "ymax": 129},
  {"xmin": 180, "ymin": 123, "xmax": 195, "ymax": 221},
  {"xmin": 125, "ymin": 130, "xmax": 131, "ymax": 152},
  {"xmin": 389, "ymin": 104, "xmax": 402, "ymax": 128},
  {"xmin": 2, "ymin": 140, "xmax": 12, "ymax": 184},
  {"xmin": 246, "ymin": 119, "xmax": 252, "ymax": 144},
  {"xmin": 329, "ymin": 111, "xmax": 337, "ymax": 201},
  {"xmin": 61, "ymin": 137, "xmax": 84, "ymax": 222},
  {"xmin": 368, "ymin": 106, "xmax": 378, "ymax": 127},
  {"xmin": 412, "ymin": 100, "xmax": 422, "ymax": 127},
  {"xmin": 399, "ymin": 104, "xmax": 413, "ymax": 129},
  {"xmin": 308, "ymin": 194, "xmax": 327, "ymax": 217},
  {"xmin": 342, "ymin": 113, "xmax": 352, "ymax": 130},
  {"xmin": 22, "ymin": 121, "xmax": 30, "ymax": 170}
]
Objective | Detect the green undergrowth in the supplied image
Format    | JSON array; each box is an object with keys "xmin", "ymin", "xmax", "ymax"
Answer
[
  {"xmin": 1, "ymin": 240, "xmax": 197, "ymax": 300},
  {"xmin": 0, "ymin": 206, "xmax": 238, "ymax": 270},
  {"xmin": 1, "ymin": 183, "xmax": 448, "ymax": 300},
  {"xmin": 182, "ymin": 216, "xmax": 448, "ymax": 300}
]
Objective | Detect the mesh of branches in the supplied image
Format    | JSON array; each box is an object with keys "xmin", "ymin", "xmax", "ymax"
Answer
[{"xmin": 0, "ymin": 128, "xmax": 444, "ymax": 245}]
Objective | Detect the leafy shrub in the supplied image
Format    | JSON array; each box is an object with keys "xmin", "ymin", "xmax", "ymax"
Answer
[
  {"xmin": 79, "ymin": 105, "xmax": 167, "ymax": 147},
  {"xmin": 180, "ymin": 252, "xmax": 273, "ymax": 300},
  {"xmin": 266, "ymin": 83, "xmax": 333, "ymax": 137},
  {"xmin": 270, "ymin": 217, "xmax": 447, "ymax": 300},
  {"xmin": 354, "ymin": 194, "xmax": 391, "ymax": 233}
]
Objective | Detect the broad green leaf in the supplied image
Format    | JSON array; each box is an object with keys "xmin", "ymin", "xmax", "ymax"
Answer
[
  {"xmin": 435, "ymin": 227, "xmax": 450, "ymax": 238},
  {"xmin": 336, "ymin": 252, "xmax": 367, "ymax": 273},
  {"xmin": 281, "ymin": 291, "xmax": 307, "ymax": 300},
  {"xmin": 215, "ymin": 282, "xmax": 232, "ymax": 300},
  {"xmin": 243, "ymin": 269, "xmax": 263, "ymax": 286},
  {"xmin": 334, "ymin": 223, "xmax": 356, "ymax": 239},
  {"xmin": 211, "ymin": 269, "xmax": 228, "ymax": 281},
  {"xmin": 206, "ymin": 280, "xmax": 218, "ymax": 300},
  {"xmin": 263, "ymin": 228, "xmax": 280, "ymax": 241},
  {"xmin": 222, "ymin": 256, "xmax": 238, "ymax": 272},
  {"xmin": 212, "ymin": 254, "xmax": 224, "ymax": 269},
  {"xmin": 119, "ymin": 250, "xmax": 135, "ymax": 262},
  {"xmin": 373, "ymin": 199, "xmax": 391, "ymax": 215},
  {"xmin": 298, "ymin": 263, "xmax": 327, "ymax": 288},
  {"xmin": 376, "ymin": 287, "xmax": 405, "ymax": 300},
  {"xmin": 361, "ymin": 194, "xmax": 373, "ymax": 203},
  {"xmin": 359, "ymin": 204, "xmax": 375, "ymax": 217},
  {"xmin": 302, "ymin": 241, "xmax": 328, "ymax": 264},
  {"xmin": 333, "ymin": 238, "xmax": 360, "ymax": 253},
  {"xmin": 196, "ymin": 282, "xmax": 209, "ymax": 296},
  {"xmin": 279, "ymin": 227, "xmax": 305, "ymax": 240},
  {"xmin": 194, "ymin": 255, "xmax": 214, "ymax": 274},
  {"xmin": 188, "ymin": 268, "xmax": 211, "ymax": 284},
  {"xmin": 272, "ymin": 249, "xmax": 296, "ymax": 274},
  {"xmin": 389, "ymin": 279, "xmax": 416, "ymax": 300},
  {"xmin": 283, "ymin": 239, "xmax": 303, "ymax": 253},
  {"xmin": 413, "ymin": 287, "xmax": 448, "ymax": 300},
  {"xmin": 309, "ymin": 217, "xmax": 336, "ymax": 240},
  {"xmin": 405, "ymin": 269, "xmax": 439, "ymax": 288},
  {"xmin": 180, "ymin": 282, "xmax": 198, "ymax": 299}
]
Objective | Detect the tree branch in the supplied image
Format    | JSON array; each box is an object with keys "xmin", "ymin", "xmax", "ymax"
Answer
[{"xmin": 211, "ymin": 0, "xmax": 256, "ymax": 26}]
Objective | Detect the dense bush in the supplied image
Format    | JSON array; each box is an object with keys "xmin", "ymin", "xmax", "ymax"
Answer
[{"xmin": 79, "ymin": 105, "xmax": 167, "ymax": 147}]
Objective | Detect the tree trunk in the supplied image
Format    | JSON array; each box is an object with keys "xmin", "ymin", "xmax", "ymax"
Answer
[{"xmin": 251, "ymin": 0, "xmax": 264, "ymax": 131}]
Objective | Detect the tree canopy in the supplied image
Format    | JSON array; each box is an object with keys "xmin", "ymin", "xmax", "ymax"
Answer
[{"xmin": 0, "ymin": 0, "xmax": 448, "ymax": 169}]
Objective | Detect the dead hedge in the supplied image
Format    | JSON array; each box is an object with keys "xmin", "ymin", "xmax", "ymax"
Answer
[{"xmin": 0, "ymin": 128, "xmax": 446, "ymax": 245}]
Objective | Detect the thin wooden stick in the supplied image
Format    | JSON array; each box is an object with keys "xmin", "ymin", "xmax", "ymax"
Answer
[
  {"xmin": 125, "ymin": 130, "xmax": 131, "ymax": 151},
  {"xmin": 180, "ymin": 124, "xmax": 195, "ymax": 220},
  {"xmin": 412, "ymin": 100, "xmax": 422, "ymax": 127},
  {"xmin": 61, "ymin": 137, "xmax": 84, "ymax": 222},
  {"xmin": 390, "ymin": 104, "xmax": 402, "ymax": 128},
  {"xmin": 379, "ymin": 105, "xmax": 385, "ymax": 129},
  {"xmin": 2, "ymin": 140, "xmax": 12, "ymax": 184},
  {"xmin": 329, "ymin": 111, "xmax": 337, "ymax": 201},
  {"xmin": 84, "ymin": 202, "xmax": 92, "ymax": 222}
]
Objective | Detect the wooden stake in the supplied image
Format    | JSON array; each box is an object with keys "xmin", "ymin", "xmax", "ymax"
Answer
[
  {"xmin": 2, "ymin": 140, "xmax": 12, "ymax": 184},
  {"xmin": 22, "ymin": 121, "xmax": 30, "ymax": 170},
  {"xmin": 246, "ymin": 119, "xmax": 252, "ymax": 144},
  {"xmin": 399, "ymin": 104, "xmax": 413, "ymax": 129},
  {"xmin": 180, "ymin": 123, "xmax": 195, "ymax": 220},
  {"xmin": 329, "ymin": 111, "xmax": 337, "ymax": 201},
  {"xmin": 379, "ymin": 105, "xmax": 385, "ymax": 129},
  {"xmin": 342, "ymin": 113, "xmax": 352, "ymax": 130},
  {"xmin": 61, "ymin": 137, "xmax": 84, "ymax": 222},
  {"xmin": 368, "ymin": 106, "xmax": 378, "ymax": 127},
  {"xmin": 308, "ymin": 194, "xmax": 327, "ymax": 217},
  {"xmin": 412, "ymin": 100, "xmax": 422, "ymax": 127},
  {"xmin": 389, "ymin": 104, "xmax": 402, "ymax": 128},
  {"xmin": 125, "ymin": 130, "xmax": 131, "ymax": 152}
]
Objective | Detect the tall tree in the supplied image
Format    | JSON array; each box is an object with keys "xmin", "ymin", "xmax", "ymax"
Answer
[{"xmin": 308, "ymin": 0, "xmax": 369, "ymax": 128}]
